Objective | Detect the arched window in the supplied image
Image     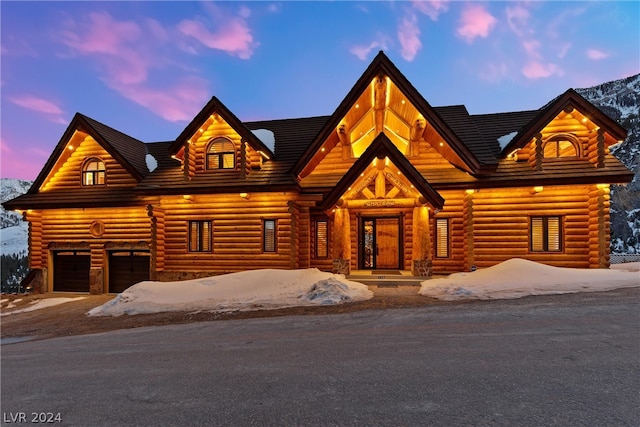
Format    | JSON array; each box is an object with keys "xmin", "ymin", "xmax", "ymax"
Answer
[
  {"xmin": 543, "ymin": 134, "xmax": 579, "ymax": 159},
  {"xmin": 206, "ymin": 138, "xmax": 236, "ymax": 170},
  {"xmin": 82, "ymin": 158, "xmax": 106, "ymax": 185}
]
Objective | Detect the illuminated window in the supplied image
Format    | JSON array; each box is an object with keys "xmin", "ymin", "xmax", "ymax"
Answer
[
  {"xmin": 315, "ymin": 220, "xmax": 329, "ymax": 258},
  {"xmin": 206, "ymin": 138, "xmax": 236, "ymax": 170},
  {"xmin": 82, "ymin": 158, "xmax": 106, "ymax": 185},
  {"xmin": 543, "ymin": 135, "xmax": 579, "ymax": 158},
  {"xmin": 189, "ymin": 220, "xmax": 212, "ymax": 252},
  {"xmin": 263, "ymin": 219, "xmax": 277, "ymax": 253},
  {"xmin": 531, "ymin": 216, "xmax": 562, "ymax": 252},
  {"xmin": 435, "ymin": 218, "xmax": 449, "ymax": 258}
]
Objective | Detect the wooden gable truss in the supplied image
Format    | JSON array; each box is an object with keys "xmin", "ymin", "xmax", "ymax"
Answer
[{"xmin": 294, "ymin": 51, "xmax": 483, "ymax": 183}]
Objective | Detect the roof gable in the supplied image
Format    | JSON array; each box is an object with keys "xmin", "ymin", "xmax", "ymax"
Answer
[
  {"xmin": 501, "ymin": 89, "xmax": 627, "ymax": 155},
  {"xmin": 320, "ymin": 133, "xmax": 444, "ymax": 211},
  {"xmin": 170, "ymin": 97, "xmax": 275, "ymax": 160},
  {"xmin": 29, "ymin": 113, "xmax": 148, "ymax": 193},
  {"xmin": 293, "ymin": 51, "xmax": 482, "ymax": 179}
]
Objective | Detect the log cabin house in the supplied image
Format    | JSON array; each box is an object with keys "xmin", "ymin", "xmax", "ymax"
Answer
[{"xmin": 4, "ymin": 52, "xmax": 633, "ymax": 294}]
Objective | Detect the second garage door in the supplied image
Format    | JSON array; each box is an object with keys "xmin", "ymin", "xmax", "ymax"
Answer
[{"xmin": 108, "ymin": 251, "xmax": 150, "ymax": 294}]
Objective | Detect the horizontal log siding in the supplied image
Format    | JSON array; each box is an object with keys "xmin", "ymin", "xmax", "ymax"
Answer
[
  {"xmin": 26, "ymin": 210, "xmax": 43, "ymax": 269},
  {"xmin": 588, "ymin": 185, "xmax": 610, "ymax": 268},
  {"xmin": 160, "ymin": 192, "xmax": 297, "ymax": 274},
  {"xmin": 39, "ymin": 207, "xmax": 151, "ymax": 270},
  {"xmin": 467, "ymin": 185, "xmax": 594, "ymax": 269},
  {"xmin": 432, "ymin": 191, "xmax": 465, "ymax": 272},
  {"xmin": 42, "ymin": 136, "xmax": 137, "ymax": 190}
]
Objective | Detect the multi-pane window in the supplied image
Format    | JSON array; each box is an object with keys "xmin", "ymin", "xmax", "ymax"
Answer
[
  {"xmin": 263, "ymin": 219, "xmax": 277, "ymax": 253},
  {"xmin": 435, "ymin": 218, "xmax": 449, "ymax": 258},
  {"xmin": 82, "ymin": 158, "xmax": 106, "ymax": 185},
  {"xmin": 206, "ymin": 138, "xmax": 236, "ymax": 170},
  {"xmin": 531, "ymin": 216, "xmax": 562, "ymax": 252},
  {"xmin": 315, "ymin": 220, "xmax": 329, "ymax": 258},
  {"xmin": 543, "ymin": 138, "xmax": 578, "ymax": 158},
  {"xmin": 189, "ymin": 220, "xmax": 212, "ymax": 252}
]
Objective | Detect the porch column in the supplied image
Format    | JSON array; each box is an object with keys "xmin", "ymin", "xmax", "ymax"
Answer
[
  {"xmin": 412, "ymin": 206, "xmax": 431, "ymax": 276},
  {"xmin": 463, "ymin": 190, "xmax": 475, "ymax": 271},
  {"xmin": 332, "ymin": 207, "xmax": 351, "ymax": 274},
  {"xmin": 588, "ymin": 184, "xmax": 610, "ymax": 268}
]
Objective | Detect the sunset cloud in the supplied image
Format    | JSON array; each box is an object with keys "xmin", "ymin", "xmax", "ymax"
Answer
[
  {"xmin": 112, "ymin": 76, "xmax": 209, "ymax": 122},
  {"xmin": 522, "ymin": 61, "xmax": 562, "ymax": 79},
  {"xmin": 9, "ymin": 95, "xmax": 67, "ymax": 124},
  {"xmin": 398, "ymin": 13, "xmax": 422, "ymax": 61},
  {"xmin": 350, "ymin": 36, "xmax": 389, "ymax": 61},
  {"xmin": 505, "ymin": 4, "xmax": 531, "ymax": 38},
  {"xmin": 178, "ymin": 5, "xmax": 256, "ymax": 59},
  {"xmin": 586, "ymin": 48, "xmax": 609, "ymax": 60},
  {"xmin": 412, "ymin": 0, "xmax": 449, "ymax": 21},
  {"xmin": 456, "ymin": 5, "xmax": 497, "ymax": 43}
]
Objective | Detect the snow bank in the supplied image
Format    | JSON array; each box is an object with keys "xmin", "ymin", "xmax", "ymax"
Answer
[
  {"xmin": 420, "ymin": 258, "xmax": 640, "ymax": 301},
  {"xmin": 1, "ymin": 297, "xmax": 87, "ymax": 316},
  {"xmin": 88, "ymin": 269, "xmax": 373, "ymax": 317}
]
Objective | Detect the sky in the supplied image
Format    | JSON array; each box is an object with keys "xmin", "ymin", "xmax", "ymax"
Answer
[{"xmin": 1, "ymin": 1, "xmax": 638, "ymax": 180}]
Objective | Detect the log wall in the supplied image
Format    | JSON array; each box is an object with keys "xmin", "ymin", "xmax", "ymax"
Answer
[
  {"xmin": 42, "ymin": 136, "xmax": 137, "ymax": 190},
  {"xmin": 158, "ymin": 192, "xmax": 301, "ymax": 276}
]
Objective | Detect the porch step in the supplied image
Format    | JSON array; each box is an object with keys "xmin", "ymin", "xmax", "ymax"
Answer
[{"xmin": 346, "ymin": 275, "xmax": 426, "ymax": 286}]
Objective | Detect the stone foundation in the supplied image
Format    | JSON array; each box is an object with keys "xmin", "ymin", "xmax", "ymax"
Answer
[
  {"xmin": 332, "ymin": 259, "xmax": 351, "ymax": 275},
  {"xmin": 412, "ymin": 259, "xmax": 432, "ymax": 277}
]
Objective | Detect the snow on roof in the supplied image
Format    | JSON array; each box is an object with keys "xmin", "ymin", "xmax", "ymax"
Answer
[
  {"xmin": 419, "ymin": 258, "xmax": 640, "ymax": 301},
  {"xmin": 88, "ymin": 268, "xmax": 372, "ymax": 316},
  {"xmin": 145, "ymin": 153, "xmax": 158, "ymax": 173},
  {"xmin": 497, "ymin": 131, "xmax": 518, "ymax": 151},
  {"xmin": 251, "ymin": 129, "xmax": 275, "ymax": 152}
]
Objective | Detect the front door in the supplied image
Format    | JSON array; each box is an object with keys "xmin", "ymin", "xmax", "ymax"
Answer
[{"xmin": 361, "ymin": 217, "xmax": 401, "ymax": 270}]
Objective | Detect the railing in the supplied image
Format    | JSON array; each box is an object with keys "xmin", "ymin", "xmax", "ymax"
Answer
[{"xmin": 610, "ymin": 254, "xmax": 640, "ymax": 264}]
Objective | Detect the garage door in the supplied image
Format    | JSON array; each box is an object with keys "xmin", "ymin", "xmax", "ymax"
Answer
[
  {"xmin": 108, "ymin": 251, "xmax": 150, "ymax": 293},
  {"xmin": 53, "ymin": 251, "xmax": 91, "ymax": 292}
]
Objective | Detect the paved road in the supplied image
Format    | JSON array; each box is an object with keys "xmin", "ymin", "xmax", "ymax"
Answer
[{"xmin": 2, "ymin": 289, "xmax": 639, "ymax": 426}]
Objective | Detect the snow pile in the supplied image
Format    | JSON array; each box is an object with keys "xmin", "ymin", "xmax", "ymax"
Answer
[
  {"xmin": 497, "ymin": 131, "xmax": 518, "ymax": 151},
  {"xmin": 88, "ymin": 268, "xmax": 372, "ymax": 317},
  {"xmin": 1, "ymin": 297, "xmax": 87, "ymax": 316},
  {"xmin": 420, "ymin": 258, "xmax": 640, "ymax": 301}
]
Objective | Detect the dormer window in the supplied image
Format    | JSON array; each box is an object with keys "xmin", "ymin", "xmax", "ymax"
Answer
[
  {"xmin": 206, "ymin": 137, "xmax": 236, "ymax": 170},
  {"xmin": 543, "ymin": 135, "xmax": 579, "ymax": 159},
  {"xmin": 82, "ymin": 158, "xmax": 106, "ymax": 185}
]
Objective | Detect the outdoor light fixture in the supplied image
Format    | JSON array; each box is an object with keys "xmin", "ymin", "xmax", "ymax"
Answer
[
  {"xmin": 533, "ymin": 186, "xmax": 544, "ymax": 193},
  {"xmin": 240, "ymin": 193, "xmax": 249, "ymax": 199}
]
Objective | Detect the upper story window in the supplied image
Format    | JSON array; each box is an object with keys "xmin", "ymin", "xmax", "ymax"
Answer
[
  {"xmin": 82, "ymin": 158, "xmax": 106, "ymax": 185},
  {"xmin": 543, "ymin": 135, "xmax": 579, "ymax": 159},
  {"xmin": 206, "ymin": 138, "xmax": 236, "ymax": 170}
]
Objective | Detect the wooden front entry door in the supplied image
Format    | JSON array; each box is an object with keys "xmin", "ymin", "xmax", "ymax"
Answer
[{"xmin": 361, "ymin": 217, "xmax": 401, "ymax": 269}]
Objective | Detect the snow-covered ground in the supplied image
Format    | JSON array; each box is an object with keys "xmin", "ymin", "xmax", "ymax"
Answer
[
  {"xmin": 420, "ymin": 258, "xmax": 640, "ymax": 301},
  {"xmin": 1, "ymin": 297, "xmax": 87, "ymax": 316},
  {"xmin": 0, "ymin": 223, "xmax": 28, "ymax": 256},
  {"xmin": 89, "ymin": 268, "xmax": 373, "ymax": 317}
]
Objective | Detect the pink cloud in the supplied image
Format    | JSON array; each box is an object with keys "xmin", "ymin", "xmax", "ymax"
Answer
[
  {"xmin": 412, "ymin": 0, "xmax": 449, "ymax": 21},
  {"xmin": 398, "ymin": 13, "xmax": 422, "ymax": 61},
  {"xmin": 178, "ymin": 7, "xmax": 256, "ymax": 59},
  {"xmin": 9, "ymin": 95, "xmax": 67, "ymax": 124},
  {"xmin": 0, "ymin": 138, "xmax": 47, "ymax": 180},
  {"xmin": 350, "ymin": 37, "xmax": 389, "ymax": 61},
  {"xmin": 505, "ymin": 4, "xmax": 531, "ymax": 38},
  {"xmin": 586, "ymin": 49, "xmax": 609, "ymax": 60},
  {"xmin": 456, "ymin": 5, "xmax": 497, "ymax": 43},
  {"xmin": 112, "ymin": 76, "xmax": 209, "ymax": 122},
  {"xmin": 522, "ymin": 61, "xmax": 562, "ymax": 79}
]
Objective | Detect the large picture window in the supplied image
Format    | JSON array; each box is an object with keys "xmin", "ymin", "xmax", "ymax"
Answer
[
  {"xmin": 263, "ymin": 219, "xmax": 277, "ymax": 253},
  {"xmin": 82, "ymin": 158, "xmax": 106, "ymax": 185},
  {"xmin": 315, "ymin": 220, "xmax": 329, "ymax": 259},
  {"xmin": 435, "ymin": 218, "xmax": 449, "ymax": 258},
  {"xmin": 531, "ymin": 216, "xmax": 562, "ymax": 252},
  {"xmin": 206, "ymin": 138, "xmax": 236, "ymax": 170},
  {"xmin": 189, "ymin": 220, "xmax": 212, "ymax": 252}
]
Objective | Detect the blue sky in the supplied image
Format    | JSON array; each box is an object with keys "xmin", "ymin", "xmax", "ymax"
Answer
[{"xmin": 1, "ymin": 1, "xmax": 638, "ymax": 180}]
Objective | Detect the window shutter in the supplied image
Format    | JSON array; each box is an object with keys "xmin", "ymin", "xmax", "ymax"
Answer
[{"xmin": 436, "ymin": 218, "xmax": 449, "ymax": 258}]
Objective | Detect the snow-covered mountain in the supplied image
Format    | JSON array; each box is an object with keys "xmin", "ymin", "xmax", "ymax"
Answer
[
  {"xmin": 1, "ymin": 179, "xmax": 31, "ymax": 256},
  {"xmin": 577, "ymin": 74, "xmax": 640, "ymax": 254}
]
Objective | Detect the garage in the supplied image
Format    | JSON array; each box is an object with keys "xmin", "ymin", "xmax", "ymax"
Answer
[
  {"xmin": 53, "ymin": 251, "xmax": 91, "ymax": 292},
  {"xmin": 108, "ymin": 251, "xmax": 150, "ymax": 293}
]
